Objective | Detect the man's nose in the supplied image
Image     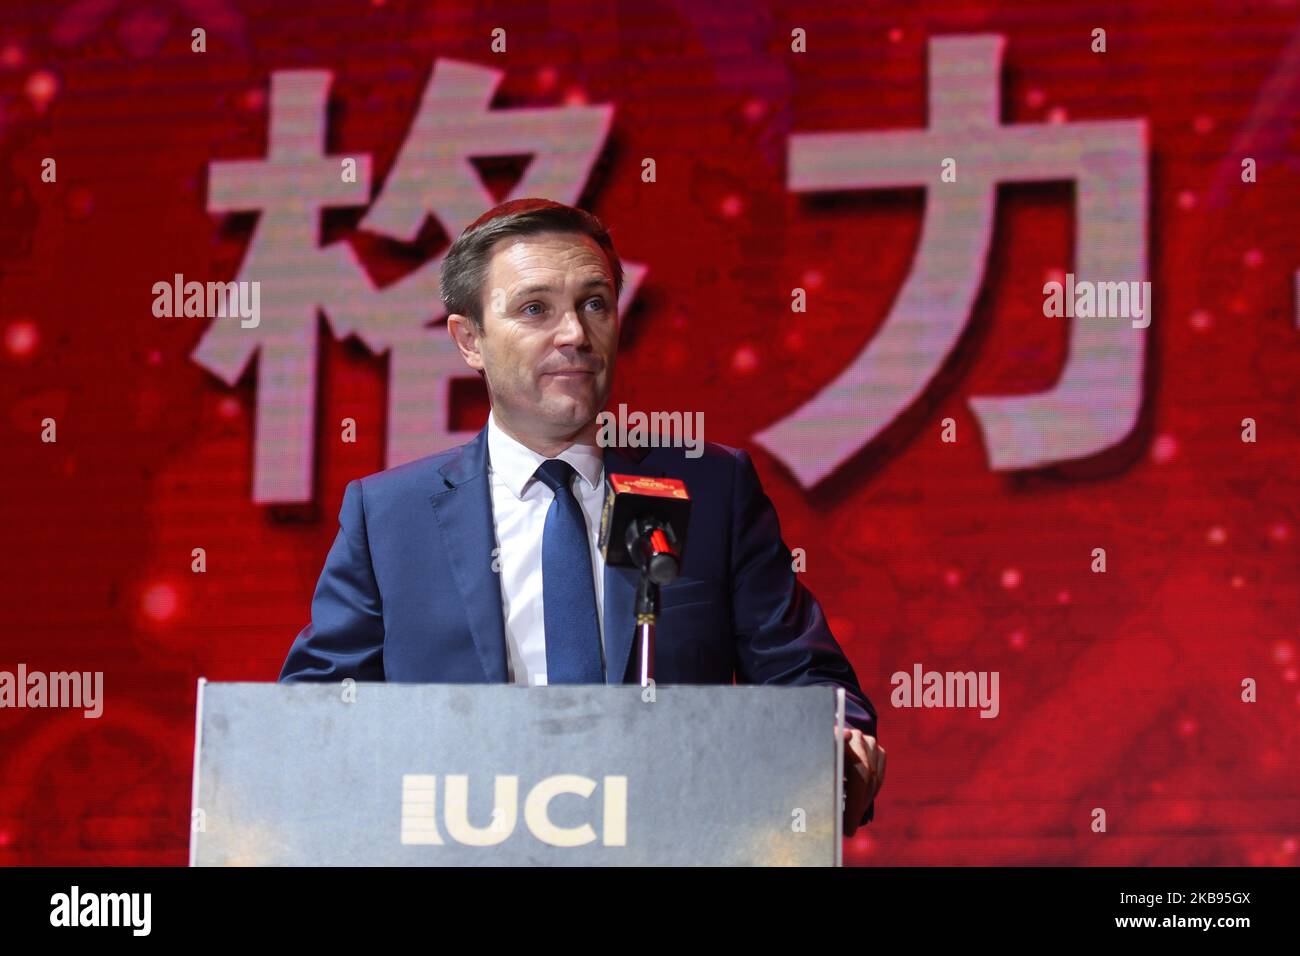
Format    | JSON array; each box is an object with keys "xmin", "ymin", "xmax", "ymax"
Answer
[{"xmin": 554, "ymin": 306, "xmax": 590, "ymax": 347}]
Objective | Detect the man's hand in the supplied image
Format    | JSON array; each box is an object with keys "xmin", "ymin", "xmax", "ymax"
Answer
[{"xmin": 842, "ymin": 727, "xmax": 886, "ymax": 837}]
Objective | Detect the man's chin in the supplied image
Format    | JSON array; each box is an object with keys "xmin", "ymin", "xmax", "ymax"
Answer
[{"xmin": 540, "ymin": 398, "xmax": 606, "ymax": 433}]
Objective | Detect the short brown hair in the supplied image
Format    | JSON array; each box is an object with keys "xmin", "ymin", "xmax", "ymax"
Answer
[{"xmin": 439, "ymin": 197, "xmax": 624, "ymax": 330}]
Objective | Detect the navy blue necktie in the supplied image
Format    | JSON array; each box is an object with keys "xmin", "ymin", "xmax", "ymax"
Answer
[{"xmin": 533, "ymin": 459, "xmax": 604, "ymax": 683}]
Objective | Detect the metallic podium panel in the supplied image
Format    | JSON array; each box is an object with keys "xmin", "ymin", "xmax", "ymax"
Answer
[{"xmin": 190, "ymin": 682, "xmax": 845, "ymax": 866}]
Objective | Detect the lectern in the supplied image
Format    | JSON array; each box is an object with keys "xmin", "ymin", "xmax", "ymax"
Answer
[{"xmin": 189, "ymin": 681, "xmax": 846, "ymax": 865}]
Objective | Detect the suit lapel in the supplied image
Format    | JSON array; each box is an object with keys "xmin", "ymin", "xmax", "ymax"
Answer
[{"xmin": 429, "ymin": 424, "xmax": 508, "ymax": 682}]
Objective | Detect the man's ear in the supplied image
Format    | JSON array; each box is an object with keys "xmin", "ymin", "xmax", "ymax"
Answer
[{"xmin": 446, "ymin": 313, "xmax": 484, "ymax": 372}]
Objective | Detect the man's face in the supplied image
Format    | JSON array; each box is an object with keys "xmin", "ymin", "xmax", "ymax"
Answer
[{"xmin": 452, "ymin": 230, "xmax": 619, "ymax": 443}]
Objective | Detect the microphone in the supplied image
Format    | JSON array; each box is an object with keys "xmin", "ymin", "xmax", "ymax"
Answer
[
  {"xmin": 599, "ymin": 474, "xmax": 692, "ymax": 686},
  {"xmin": 598, "ymin": 474, "xmax": 692, "ymax": 584}
]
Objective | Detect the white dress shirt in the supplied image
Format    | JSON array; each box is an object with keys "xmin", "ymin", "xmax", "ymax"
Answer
[{"xmin": 486, "ymin": 410, "xmax": 607, "ymax": 686}]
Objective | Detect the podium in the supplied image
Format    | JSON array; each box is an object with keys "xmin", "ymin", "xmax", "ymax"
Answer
[{"xmin": 189, "ymin": 681, "xmax": 846, "ymax": 866}]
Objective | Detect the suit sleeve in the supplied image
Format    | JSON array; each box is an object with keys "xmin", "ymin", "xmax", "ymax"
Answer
[
  {"xmin": 728, "ymin": 447, "xmax": 878, "ymax": 825},
  {"xmin": 278, "ymin": 478, "xmax": 386, "ymax": 682}
]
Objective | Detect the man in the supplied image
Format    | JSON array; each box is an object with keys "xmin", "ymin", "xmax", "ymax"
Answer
[{"xmin": 278, "ymin": 198, "xmax": 886, "ymax": 833}]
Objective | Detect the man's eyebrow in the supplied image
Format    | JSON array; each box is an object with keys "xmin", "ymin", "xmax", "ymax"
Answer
[{"xmin": 512, "ymin": 277, "xmax": 613, "ymax": 298}]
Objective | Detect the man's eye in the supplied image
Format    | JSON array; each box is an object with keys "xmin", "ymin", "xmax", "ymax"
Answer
[
  {"xmin": 522, "ymin": 302, "xmax": 544, "ymax": 316},
  {"xmin": 585, "ymin": 297, "xmax": 607, "ymax": 312}
]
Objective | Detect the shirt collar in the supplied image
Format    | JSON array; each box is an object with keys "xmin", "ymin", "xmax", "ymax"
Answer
[{"xmin": 486, "ymin": 410, "xmax": 605, "ymax": 500}]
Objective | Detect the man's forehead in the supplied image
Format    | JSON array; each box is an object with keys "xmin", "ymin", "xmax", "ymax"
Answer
[{"xmin": 487, "ymin": 232, "xmax": 613, "ymax": 283}]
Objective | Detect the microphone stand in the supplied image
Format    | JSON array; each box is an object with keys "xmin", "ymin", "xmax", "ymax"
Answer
[
  {"xmin": 627, "ymin": 517, "xmax": 680, "ymax": 688},
  {"xmin": 634, "ymin": 574, "xmax": 659, "ymax": 688}
]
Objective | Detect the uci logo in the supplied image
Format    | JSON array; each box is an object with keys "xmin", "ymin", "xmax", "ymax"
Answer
[{"xmin": 400, "ymin": 774, "xmax": 627, "ymax": 847}]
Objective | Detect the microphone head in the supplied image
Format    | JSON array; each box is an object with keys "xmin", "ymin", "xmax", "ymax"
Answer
[
  {"xmin": 598, "ymin": 474, "xmax": 691, "ymax": 569},
  {"xmin": 647, "ymin": 550, "xmax": 680, "ymax": 585}
]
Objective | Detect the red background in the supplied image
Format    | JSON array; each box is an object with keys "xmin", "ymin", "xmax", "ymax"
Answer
[{"xmin": 1, "ymin": 0, "xmax": 1298, "ymax": 865}]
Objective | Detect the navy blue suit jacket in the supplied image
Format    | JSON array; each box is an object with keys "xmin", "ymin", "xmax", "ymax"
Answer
[{"xmin": 279, "ymin": 423, "xmax": 877, "ymax": 824}]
